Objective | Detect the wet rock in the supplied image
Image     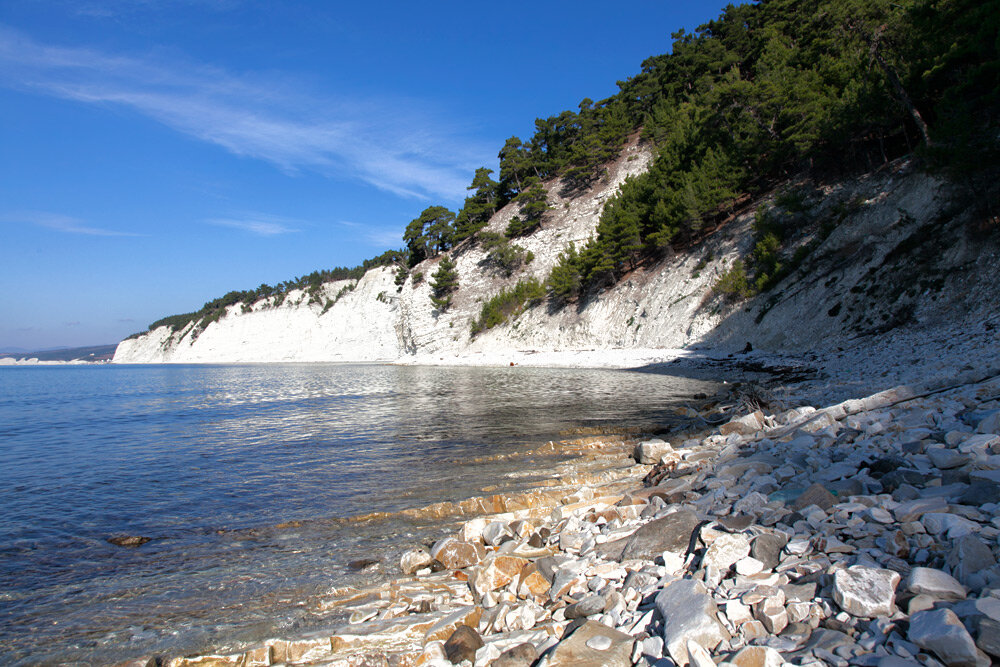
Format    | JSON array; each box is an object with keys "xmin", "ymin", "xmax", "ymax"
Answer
[
  {"xmin": 400, "ymin": 548, "xmax": 434, "ymax": 575},
  {"xmin": 107, "ymin": 535, "xmax": 151, "ymax": 547},
  {"xmin": 832, "ymin": 565, "xmax": 899, "ymax": 618},
  {"xmin": 906, "ymin": 567, "xmax": 967, "ymax": 601},
  {"xmin": 600, "ymin": 509, "xmax": 700, "ymax": 561},
  {"xmin": 545, "ymin": 620, "xmax": 634, "ymax": 666},
  {"xmin": 655, "ymin": 578, "xmax": 730, "ymax": 666},
  {"xmin": 347, "ymin": 558, "xmax": 380, "ymax": 571},
  {"xmin": 908, "ymin": 608, "xmax": 984, "ymax": 667},
  {"xmin": 425, "ymin": 606, "xmax": 484, "ymax": 643}
]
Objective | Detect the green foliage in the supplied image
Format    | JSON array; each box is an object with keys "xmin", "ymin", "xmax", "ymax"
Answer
[
  {"xmin": 545, "ymin": 243, "xmax": 583, "ymax": 302},
  {"xmin": 455, "ymin": 168, "xmax": 500, "ymax": 241},
  {"xmin": 506, "ymin": 178, "xmax": 550, "ymax": 237},
  {"xmin": 394, "ymin": 265, "xmax": 408, "ymax": 289},
  {"xmin": 713, "ymin": 260, "xmax": 753, "ymax": 300},
  {"xmin": 479, "ymin": 232, "xmax": 531, "ymax": 277},
  {"xmin": 404, "ymin": 206, "xmax": 456, "ymax": 267},
  {"xmin": 470, "ymin": 278, "xmax": 546, "ymax": 336},
  {"xmin": 429, "ymin": 255, "xmax": 459, "ymax": 311}
]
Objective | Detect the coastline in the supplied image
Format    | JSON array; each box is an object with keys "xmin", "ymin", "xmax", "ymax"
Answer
[{"xmin": 114, "ymin": 322, "xmax": 1000, "ymax": 667}]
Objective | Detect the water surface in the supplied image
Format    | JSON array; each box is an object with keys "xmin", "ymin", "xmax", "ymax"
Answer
[{"xmin": 0, "ymin": 363, "xmax": 716, "ymax": 663}]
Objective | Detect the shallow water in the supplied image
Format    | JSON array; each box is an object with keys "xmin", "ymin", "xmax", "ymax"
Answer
[{"xmin": 0, "ymin": 363, "xmax": 717, "ymax": 664}]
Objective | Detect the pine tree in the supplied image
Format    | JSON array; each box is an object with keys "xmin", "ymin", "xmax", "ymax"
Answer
[{"xmin": 429, "ymin": 255, "xmax": 459, "ymax": 311}]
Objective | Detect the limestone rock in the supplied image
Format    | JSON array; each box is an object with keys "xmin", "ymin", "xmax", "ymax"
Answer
[
  {"xmin": 703, "ymin": 533, "xmax": 751, "ymax": 572},
  {"xmin": 730, "ymin": 645, "xmax": 785, "ymax": 667},
  {"xmin": 909, "ymin": 608, "xmax": 984, "ymax": 667},
  {"xmin": 601, "ymin": 509, "xmax": 700, "ymax": 561},
  {"xmin": 424, "ymin": 606, "xmax": 484, "ymax": 643},
  {"xmin": 832, "ymin": 565, "xmax": 900, "ymax": 618},
  {"xmin": 928, "ymin": 448, "xmax": 971, "ymax": 470},
  {"xmin": 431, "ymin": 537, "xmax": 485, "ymax": 570},
  {"xmin": 721, "ymin": 411, "xmax": 765, "ymax": 436},
  {"xmin": 655, "ymin": 578, "xmax": 730, "ymax": 666},
  {"xmin": 400, "ymin": 547, "xmax": 434, "ymax": 575},
  {"xmin": 906, "ymin": 567, "xmax": 967, "ymax": 601},
  {"xmin": 545, "ymin": 620, "xmax": 634, "ymax": 667},
  {"xmin": 469, "ymin": 555, "xmax": 528, "ymax": 598},
  {"xmin": 634, "ymin": 438, "xmax": 676, "ymax": 465},
  {"xmin": 947, "ymin": 535, "xmax": 997, "ymax": 586},
  {"xmin": 564, "ymin": 594, "xmax": 606, "ymax": 620}
]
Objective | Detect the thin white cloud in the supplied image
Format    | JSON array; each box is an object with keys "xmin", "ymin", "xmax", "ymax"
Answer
[
  {"xmin": 207, "ymin": 216, "xmax": 299, "ymax": 236},
  {"xmin": 0, "ymin": 25, "xmax": 489, "ymax": 201},
  {"xmin": 0, "ymin": 211, "xmax": 139, "ymax": 236}
]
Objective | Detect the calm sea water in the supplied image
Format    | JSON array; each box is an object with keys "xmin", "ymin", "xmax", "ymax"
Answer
[{"xmin": 0, "ymin": 363, "xmax": 716, "ymax": 664}]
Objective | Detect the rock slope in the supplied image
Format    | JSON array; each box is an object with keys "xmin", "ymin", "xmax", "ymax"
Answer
[
  {"xmin": 134, "ymin": 361, "xmax": 1000, "ymax": 667},
  {"xmin": 113, "ymin": 148, "xmax": 1000, "ymax": 365}
]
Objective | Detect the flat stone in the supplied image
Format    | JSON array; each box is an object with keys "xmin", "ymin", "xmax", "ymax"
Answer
[
  {"xmin": 444, "ymin": 624, "xmax": 483, "ymax": 664},
  {"xmin": 923, "ymin": 513, "xmax": 981, "ymax": 538},
  {"xmin": 600, "ymin": 509, "xmax": 700, "ymax": 562},
  {"xmin": 906, "ymin": 567, "xmax": 967, "ymax": 601},
  {"xmin": 492, "ymin": 642, "xmax": 537, "ymax": 667},
  {"xmin": 546, "ymin": 620, "xmax": 634, "ymax": 667},
  {"xmin": 730, "ymin": 645, "xmax": 785, "ymax": 667},
  {"xmin": 751, "ymin": 533, "xmax": 787, "ymax": 570},
  {"xmin": 736, "ymin": 556, "xmax": 765, "ymax": 576},
  {"xmin": 424, "ymin": 606, "xmax": 484, "ymax": 643},
  {"xmin": 655, "ymin": 578, "xmax": 730, "ymax": 666},
  {"xmin": 832, "ymin": 565, "xmax": 900, "ymax": 618},
  {"xmin": 973, "ymin": 616, "xmax": 1000, "ymax": 658},
  {"xmin": 703, "ymin": 533, "xmax": 751, "ymax": 572},
  {"xmin": 792, "ymin": 482, "xmax": 838, "ymax": 511},
  {"xmin": 928, "ymin": 448, "xmax": 971, "ymax": 470},
  {"xmin": 908, "ymin": 608, "xmax": 983, "ymax": 667},
  {"xmin": 564, "ymin": 594, "xmax": 606, "ymax": 620}
]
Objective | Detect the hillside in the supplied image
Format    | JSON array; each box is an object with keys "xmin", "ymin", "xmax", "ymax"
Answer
[
  {"xmin": 115, "ymin": 0, "xmax": 1000, "ymax": 365},
  {"xmin": 113, "ymin": 144, "xmax": 999, "ymax": 365}
]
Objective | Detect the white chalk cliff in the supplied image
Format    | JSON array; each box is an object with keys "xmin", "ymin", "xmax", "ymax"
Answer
[{"xmin": 114, "ymin": 140, "xmax": 999, "ymax": 365}]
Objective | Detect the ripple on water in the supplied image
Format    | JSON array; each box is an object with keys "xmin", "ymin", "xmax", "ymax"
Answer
[{"xmin": 0, "ymin": 363, "xmax": 718, "ymax": 664}]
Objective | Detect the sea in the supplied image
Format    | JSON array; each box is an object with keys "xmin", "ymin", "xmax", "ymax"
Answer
[{"xmin": 0, "ymin": 363, "xmax": 718, "ymax": 664}]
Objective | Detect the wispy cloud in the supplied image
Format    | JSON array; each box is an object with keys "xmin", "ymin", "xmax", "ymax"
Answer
[
  {"xmin": 0, "ymin": 211, "xmax": 139, "ymax": 236},
  {"xmin": 65, "ymin": 321, "xmax": 81, "ymax": 326},
  {"xmin": 0, "ymin": 25, "xmax": 489, "ymax": 201},
  {"xmin": 207, "ymin": 215, "xmax": 299, "ymax": 236}
]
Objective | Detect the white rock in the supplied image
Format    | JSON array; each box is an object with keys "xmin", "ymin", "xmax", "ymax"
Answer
[
  {"xmin": 703, "ymin": 533, "xmax": 751, "ymax": 572},
  {"xmin": 635, "ymin": 438, "xmax": 676, "ymax": 465},
  {"xmin": 735, "ymin": 557, "xmax": 764, "ymax": 576},
  {"xmin": 832, "ymin": 565, "xmax": 900, "ymax": 618}
]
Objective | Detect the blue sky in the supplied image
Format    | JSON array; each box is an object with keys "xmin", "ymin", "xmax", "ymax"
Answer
[{"xmin": 0, "ymin": 0, "xmax": 737, "ymax": 351}]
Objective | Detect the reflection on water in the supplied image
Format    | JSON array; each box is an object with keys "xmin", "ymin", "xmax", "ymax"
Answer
[{"xmin": 0, "ymin": 363, "xmax": 717, "ymax": 664}]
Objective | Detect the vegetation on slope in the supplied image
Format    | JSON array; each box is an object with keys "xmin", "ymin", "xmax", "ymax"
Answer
[{"xmin": 134, "ymin": 0, "xmax": 998, "ymax": 338}]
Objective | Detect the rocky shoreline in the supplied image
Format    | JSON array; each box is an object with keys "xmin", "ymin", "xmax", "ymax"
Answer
[{"xmin": 123, "ymin": 343, "xmax": 1000, "ymax": 667}]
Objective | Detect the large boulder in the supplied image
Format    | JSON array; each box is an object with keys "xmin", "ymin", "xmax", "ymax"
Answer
[
  {"xmin": 545, "ymin": 620, "xmax": 634, "ymax": 667},
  {"xmin": 634, "ymin": 438, "xmax": 677, "ymax": 465},
  {"xmin": 431, "ymin": 537, "xmax": 485, "ymax": 570},
  {"xmin": 598, "ymin": 509, "xmax": 700, "ymax": 561},
  {"xmin": 909, "ymin": 608, "xmax": 986, "ymax": 667},
  {"xmin": 655, "ymin": 579, "xmax": 730, "ymax": 666}
]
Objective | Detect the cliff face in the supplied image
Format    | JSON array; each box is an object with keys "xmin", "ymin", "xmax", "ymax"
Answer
[{"xmin": 114, "ymin": 143, "xmax": 999, "ymax": 365}]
